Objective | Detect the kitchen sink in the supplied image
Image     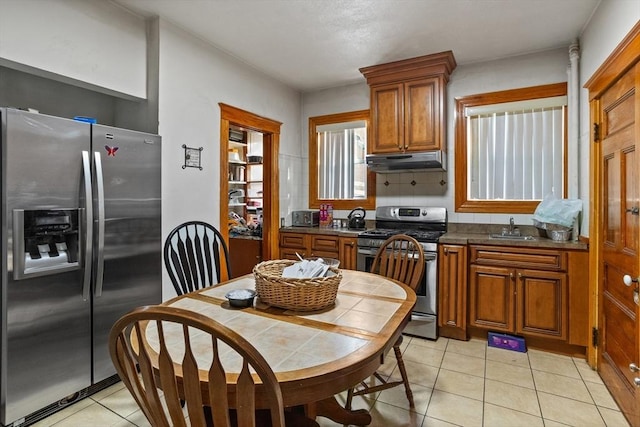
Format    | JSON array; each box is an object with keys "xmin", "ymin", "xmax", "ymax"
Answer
[{"xmin": 489, "ymin": 234, "xmax": 536, "ymax": 241}]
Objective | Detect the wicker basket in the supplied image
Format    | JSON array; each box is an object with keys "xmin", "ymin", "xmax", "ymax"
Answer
[{"xmin": 253, "ymin": 260, "xmax": 341, "ymax": 311}]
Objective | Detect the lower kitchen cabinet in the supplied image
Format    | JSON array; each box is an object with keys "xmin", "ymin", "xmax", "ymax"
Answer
[
  {"xmin": 279, "ymin": 231, "xmax": 358, "ymax": 269},
  {"xmin": 438, "ymin": 242, "xmax": 589, "ymax": 350},
  {"xmin": 469, "ymin": 264, "xmax": 567, "ymax": 339},
  {"xmin": 229, "ymin": 237, "xmax": 262, "ymax": 276},
  {"xmin": 438, "ymin": 244, "xmax": 468, "ymax": 340},
  {"xmin": 339, "ymin": 236, "xmax": 358, "ymax": 270}
]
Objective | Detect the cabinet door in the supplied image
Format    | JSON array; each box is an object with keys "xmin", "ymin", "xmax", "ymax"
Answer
[
  {"xmin": 229, "ymin": 237, "xmax": 262, "ymax": 276},
  {"xmin": 370, "ymin": 83, "xmax": 404, "ymax": 153},
  {"xmin": 438, "ymin": 245, "xmax": 468, "ymax": 340},
  {"xmin": 404, "ymin": 77, "xmax": 441, "ymax": 151},
  {"xmin": 516, "ymin": 269, "xmax": 567, "ymax": 340},
  {"xmin": 339, "ymin": 236, "xmax": 357, "ymax": 270},
  {"xmin": 469, "ymin": 265, "xmax": 514, "ymax": 332}
]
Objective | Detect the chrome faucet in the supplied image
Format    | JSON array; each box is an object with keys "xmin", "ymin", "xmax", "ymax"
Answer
[{"xmin": 504, "ymin": 216, "xmax": 520, "ymax": 236}]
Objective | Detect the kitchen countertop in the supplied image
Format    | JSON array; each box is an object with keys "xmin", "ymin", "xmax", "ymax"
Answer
[
  {"xmin": 439, "ymin": 232, "xmax": 588, "ymax": 250},
  {"xmin": 280, "ymin": 223, "xmax": 588, "ymax": 250},
  {"xmin": 441, "ymin": 222, "xmax": 588, "ymax": 250},
  {"xmin": 280, "ymin": 226, "xmax": 365, "ymax": 237}
]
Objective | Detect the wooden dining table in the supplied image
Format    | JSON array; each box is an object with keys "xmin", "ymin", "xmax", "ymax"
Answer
[{"xmin": 142, "ymin": 269, "xmax": 416, "ymax": 425}]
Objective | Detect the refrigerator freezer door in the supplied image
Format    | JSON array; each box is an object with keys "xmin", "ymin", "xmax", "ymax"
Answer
[
  {"xmin": 1, "ymin": 109, "xmax": 92, "ymax": 425},
  {"xmin": 91, "ymin": 125, "xmax": 162, "ymax": 383}
]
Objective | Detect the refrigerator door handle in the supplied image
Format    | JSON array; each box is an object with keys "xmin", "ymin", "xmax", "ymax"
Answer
[
  {"xmin": 94, "ymin": 151, "xmax": 106, "ymax": 297},
  {"xmin": 82, "ymin": 151, "xmax": 93, "ymax": 301}
]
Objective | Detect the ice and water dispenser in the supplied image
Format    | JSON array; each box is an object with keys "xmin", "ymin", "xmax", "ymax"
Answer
[{"xmin": 13, "ymin": 209, "xmax": 81, "ymax": 279}]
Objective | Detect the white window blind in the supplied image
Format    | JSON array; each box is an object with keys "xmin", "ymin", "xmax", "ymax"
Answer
[
  {"xmin": 465, "ymin": 97, "xmax": 566, "ymax": 201},
  {"xmin": 317, "ymin": 125, "xmax": 367, "ymax": 200}
]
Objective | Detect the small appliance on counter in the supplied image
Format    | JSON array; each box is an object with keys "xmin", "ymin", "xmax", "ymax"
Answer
[{"xmin": 292, "ymin": 210, "xmax": 319, "ymax": 227}]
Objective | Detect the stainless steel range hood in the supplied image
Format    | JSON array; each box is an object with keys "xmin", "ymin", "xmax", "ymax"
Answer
[{"xmin": 366, "ymin": 151, "xmax": 446, "ymax": 173}]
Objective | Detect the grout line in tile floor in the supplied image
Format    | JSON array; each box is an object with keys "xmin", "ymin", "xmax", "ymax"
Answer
[{"xmin": 30, "ymin": 335, "xmax": 631, "ymax": 427}]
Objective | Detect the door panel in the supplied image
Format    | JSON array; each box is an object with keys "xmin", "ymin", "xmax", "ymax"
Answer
[
  {"xmin": 3, "ymin": 110, "xmax": 92, "ymax": 425},
  {"xmin": 405, "ymin": 77, "xmax": 439, "ymax": 151},
  {"xmin": 516, "ymin": 270, "xmax": 566, "ymax": 339},
  {"xmin": 91, "ymin": 126, "xmax": 162, "ymax": 383},
  {"xmin": 469, "ymin": 265, "xmax": 513, "ymax": 331},
  {"xmin": 598, "ymin": 63, "xmax": 640, "ymax": 426},
  {"xmin": 370, "ymin": 83, "xmax": 403, "ymax": 153}
]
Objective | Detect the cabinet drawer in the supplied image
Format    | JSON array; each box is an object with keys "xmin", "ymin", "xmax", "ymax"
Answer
[
  {"xmin": 280, "ymin": 247, "xmax": 308, "ymax": 260},
  {"xmin": 310, "ymin": 235, "xmax": 340, "ymax": 253},
  {"xmin": 470, "ymin": 245, "xmax": 566, "ymax": 271},
  {"xmin": 279, "ymin": 233, "xmax": 308, "ymax": 249}
]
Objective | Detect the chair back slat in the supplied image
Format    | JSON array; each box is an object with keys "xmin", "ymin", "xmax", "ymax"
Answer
[
  {"xmin": 202, "ymin": 231, "xmax": 214, "ymax": 285},
  {"xmin": 109, "ymin": 305, "xmax": 286, "ymax": 427},
  {"xmin": 370, "ymin": 234, "xmax": 425, "ymax": 291},
  {"xmin": 164, "ymin": 221, "xmax": 232, "ymax": 296},
  {"xmin": 193, "ymin": 231, "xmax": 207, "ymax": 286},
  {"xmin": 208, "ymin": 338, "xmax": 231, "ymax": 426},
  {"xmin": 236, "ymin": 360, "xmax": 257, "ymax": 427},
  {"xmin": 182, "ymin": 324, "xmax": 208, "ymax": 425},
  {"xmin": 156, "ymin": 321, "xmax": 186, "ymax": 426}
]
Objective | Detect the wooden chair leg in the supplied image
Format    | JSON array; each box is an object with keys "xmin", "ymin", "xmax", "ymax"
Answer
[
  {"xmin": 345, "ymin": 387, "xmax": 354, "ymax": 410},
  {"xmin": 393, "ymin": 344, "xmax": 414, "ymax": 408}
]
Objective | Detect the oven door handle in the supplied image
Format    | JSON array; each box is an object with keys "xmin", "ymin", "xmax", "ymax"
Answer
[{"xmin": 358, "ymin": 248, "xmax": 378, "ymax": 256}]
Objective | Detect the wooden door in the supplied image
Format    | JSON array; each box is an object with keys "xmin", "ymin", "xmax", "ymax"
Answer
[
  {"xmin": 370, "ymin": 83, "xmax": 404, "ymax": 153},
  {"xmin": 597, "ymin": 63, "xmax": 640, "ymax": 426},
  {"xmin": 516, "ymin": 269, "xmax": 567, "ymax": 340},
  {"xmin": 404, "ymin": 77, "xmax": 440, "ymax": 152},
  {"xmin": 438, "ymin": 244, "xmax": 468, "ymax": 340},
  {"xmin": 469, "ymin": 264, "xmax": 514, "ymax": 332}
]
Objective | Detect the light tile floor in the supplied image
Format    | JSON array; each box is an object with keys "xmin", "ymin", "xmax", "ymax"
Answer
[{"xmin": 31, "ymin": 336, "xmax": 631, "ymax": 427}]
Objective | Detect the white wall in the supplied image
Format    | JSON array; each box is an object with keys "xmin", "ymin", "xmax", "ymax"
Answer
[
  {"xmin": 157, "ymin": 20, "xmax": 302, "ymax": 298},
  {"xmin": 0, "ymin": 0, "xmax": 147, "ymax": 99},
  {"xmin": 301, "ymin": 49, "xmax": 570, "ymax": 226},
  {"xmin": 579, "ymin": 0, "xmax": 640, "ymax": 234}
]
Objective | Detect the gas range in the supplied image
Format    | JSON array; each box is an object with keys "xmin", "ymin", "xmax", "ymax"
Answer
[
  {"xmin": 355, "ymin": 206, "xmax": 446, "ymax": 340},
  {"xmin": 357, "ymin": 206, "xmax": 447, "ymax": 252}
]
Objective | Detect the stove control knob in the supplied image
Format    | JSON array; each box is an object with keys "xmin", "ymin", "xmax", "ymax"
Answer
[{"xmin": 422, "ymin": 209, "xmax": 428, "ymax": 216}]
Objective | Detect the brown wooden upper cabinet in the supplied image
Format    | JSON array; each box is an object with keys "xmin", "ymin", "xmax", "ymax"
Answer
[{"xmin": 359, "ymin": 51, "xmax": 456, "ymax": 154}]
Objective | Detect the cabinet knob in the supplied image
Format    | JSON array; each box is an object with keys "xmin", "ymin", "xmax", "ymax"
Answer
[
  {"xmin": 635, "ymin": 377, "xmax": 640, "ymax": 388},
  {"xmin": 631, "ymin": 363, "xmax": 640, "ymax": 373},
  {"xmin": 509, "ymin": 272, "xmax": 514, "ymax": 279},
  {"xmin": 444, "ymin": 248, "xmax": 448, "ymax": 254},
  {"xmin": 350, "ymin": 242, "xmax": 355, "ymax": 247},
  {"xmin": 518, "ymin": 272, "xmax": 523, "ymax": 279}
]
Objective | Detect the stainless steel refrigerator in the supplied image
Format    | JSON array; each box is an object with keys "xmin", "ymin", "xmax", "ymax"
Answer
[{"xmin": 0, "ymin": 108, "xmax": 161, "ymax": 426}]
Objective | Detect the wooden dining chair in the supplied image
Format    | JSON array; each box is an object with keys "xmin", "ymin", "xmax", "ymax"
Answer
[
  {"xmin": 109, "ymin": 305, "xmax": 319, "ymax": 427},
  {"xmin": 346, "ymin": 234, "xmax": 425, "ymax": 409},
  {"xmin": 164, "ymin": 221, "xmax": 232, "ymax": 296}
]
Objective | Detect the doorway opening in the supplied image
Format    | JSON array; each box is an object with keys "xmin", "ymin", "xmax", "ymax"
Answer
[{"xmin": 219, "ymin": 103, "xmax": 281, "ymax": 276}]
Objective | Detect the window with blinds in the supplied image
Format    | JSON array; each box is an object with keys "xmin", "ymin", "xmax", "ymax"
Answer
[
  {"xmin": 455, "ymin": 83, "xmax": 568, "ymax": 213},
  {"xmin": 316, "ymin": 120, "xmax": 367, "ymax": 200},
  {"xmin": 308, "ymin": 110, "xmax": 376, "ymax": 210}
]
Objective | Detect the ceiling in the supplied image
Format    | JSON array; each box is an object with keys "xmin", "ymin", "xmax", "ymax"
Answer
[{"xmin": 112, "ymin": 0, "xmax": 600, "ymax": 92}]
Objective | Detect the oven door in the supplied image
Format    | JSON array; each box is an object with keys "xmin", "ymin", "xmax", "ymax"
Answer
[
  {"xmin": 356, "ymin": 246, "xmax": 377, "ymax": 273},
  {"xmin": 357, "ymin": 245, "xmax": 438, "ymax": 339}
]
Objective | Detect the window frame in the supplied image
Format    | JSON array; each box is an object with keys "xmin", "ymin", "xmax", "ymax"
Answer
[
  {"xmin": 454, "ymin": 83, "xmax": 568, "ymax": 214},
  {"xmin": 309, "ymin": 110, "xmax": 376, "ymax": 210}
]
